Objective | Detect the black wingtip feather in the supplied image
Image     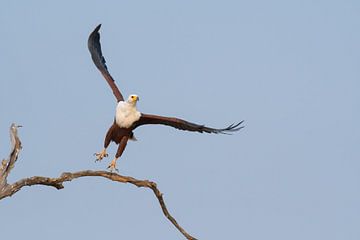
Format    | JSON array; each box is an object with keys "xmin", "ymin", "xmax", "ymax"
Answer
[
  {"xmin": 218, "ymin": 120, "xmax": 245, "ymax": 134},
  {"xmin": 95, "ymin": 23, "xmax": 102, "ymax": 31},
  {"xmin": 88, "ymin": 24, "xmax": 109, "ymax": 72}
]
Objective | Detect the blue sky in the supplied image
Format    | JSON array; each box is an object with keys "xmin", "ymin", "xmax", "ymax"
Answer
[{"xmin": 1, "ymin": 1, "xmax": 359, "ymax": 239}]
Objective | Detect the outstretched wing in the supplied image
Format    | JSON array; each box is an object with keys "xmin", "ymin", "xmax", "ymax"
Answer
[
  {"xmin": 88, "ymin": 24, "xmax": 124, "ymax": 102},
  {"xmin": 131, "ymin": 114, "xmax": 244, "ymax": 134}
]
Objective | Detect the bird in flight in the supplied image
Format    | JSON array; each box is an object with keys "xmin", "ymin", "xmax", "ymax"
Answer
[{"xmin": 88, "ymin": 24, "xmax": 244, "ymax": 171}]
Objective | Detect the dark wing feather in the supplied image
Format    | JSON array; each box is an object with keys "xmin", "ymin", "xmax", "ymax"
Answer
[
  {"xmin": 131, "ymin": 113, "xmax": 244, "ymax": 134},
  {"xmin": 88, "ymin": 24, "xmax": 124, "ymax": 102}
]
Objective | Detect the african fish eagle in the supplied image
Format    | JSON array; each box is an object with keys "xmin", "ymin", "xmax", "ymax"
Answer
[{"xmin": 88, "ymin": 24, "xmax": 244, "ymax": 171}]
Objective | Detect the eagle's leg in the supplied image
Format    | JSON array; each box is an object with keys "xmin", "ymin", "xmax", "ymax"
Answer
[
  {"xmin": 95, "ymin": 125, "xmax": 114, "ymax": 162},
  {"xmin": 107, "ymin": 136, "xmax": 129, "ymax": 172}
]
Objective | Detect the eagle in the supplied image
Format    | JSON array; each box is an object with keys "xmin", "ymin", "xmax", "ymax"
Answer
[{"xmin": 88, "ymin": 24, "xmax": 244, "ymax": 171}]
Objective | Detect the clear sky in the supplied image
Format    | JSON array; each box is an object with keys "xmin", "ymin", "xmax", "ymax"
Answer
[{"xmin": 1, "ymin": 1, "xmax": 359, "ymax": 239}]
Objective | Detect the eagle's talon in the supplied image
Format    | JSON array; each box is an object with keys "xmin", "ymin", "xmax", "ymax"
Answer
[
  {"xmin": 107, "ymin": 159, "xmax": 119, "ymax": 172},
  {"xmin": 107, "ymin": 165, "xmax": 119, "ymax": 172},
  {"xmin": 94, "ymin": 149, "xmax": 108, "ymax": 162}
]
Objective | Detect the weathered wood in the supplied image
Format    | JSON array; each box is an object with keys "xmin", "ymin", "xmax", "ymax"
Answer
[{"xmin": 0, "ymin": 124, "xmax": 197, "ymax": 240}]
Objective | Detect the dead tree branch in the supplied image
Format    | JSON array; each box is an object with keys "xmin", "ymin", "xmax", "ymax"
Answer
[{"xmin": 0, "ymin": 124, "xmax": 197, "ymax": 240}]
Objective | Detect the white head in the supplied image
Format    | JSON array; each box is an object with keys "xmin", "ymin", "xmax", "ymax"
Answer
[{"xmin": 126, "ymin": 94, "xmax": 140, "ymax": 105}]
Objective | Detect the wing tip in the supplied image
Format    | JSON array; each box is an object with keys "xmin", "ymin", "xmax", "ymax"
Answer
[
  {"xmin": 94, "ymin": 23, "xmax": 102, "ymax": 32},
  {"xmin": 219, "ymin": 120, "xmax": 245, "ymax": 134},
  {"xmin": 89, "ymin": 24, "xmax": 102, "ymax": 42}
]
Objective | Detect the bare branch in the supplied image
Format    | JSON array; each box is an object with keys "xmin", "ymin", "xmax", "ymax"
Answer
[
  {"xmin": 0, "ymin": 125, "xmax": 197, "ymax": 240},
  {"xmin": 1, "ymin": 170, "xmax": 197, "ymax": 239}
]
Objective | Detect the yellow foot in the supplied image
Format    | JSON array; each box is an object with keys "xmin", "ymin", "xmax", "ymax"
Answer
[
  {"xmin": 107, "ymin": 158, "xmax": 119, "ymax": 172},
  {"xmin": 94, "ymin": 149, "xmax": 108, "ymax": 162}
]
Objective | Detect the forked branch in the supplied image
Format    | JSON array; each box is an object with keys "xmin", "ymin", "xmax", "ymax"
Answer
[{"xmin": 0, "ymin": 124, "xmax": 197, "ymax": 240}]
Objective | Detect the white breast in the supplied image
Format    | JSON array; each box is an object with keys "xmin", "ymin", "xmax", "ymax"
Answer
[{"xmin": 115, "ymin": 101, "xmax": 141, "ymax": 128}]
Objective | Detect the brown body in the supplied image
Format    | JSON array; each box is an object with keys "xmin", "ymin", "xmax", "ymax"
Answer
[{"xmin": 104, "ymin": 122, "xmax": 132, "ymax": 159}]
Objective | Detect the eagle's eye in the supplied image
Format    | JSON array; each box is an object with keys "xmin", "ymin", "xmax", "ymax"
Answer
[{"xmin": 131, "ymin": 96, "xmax": 134, "ymax": 99}]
